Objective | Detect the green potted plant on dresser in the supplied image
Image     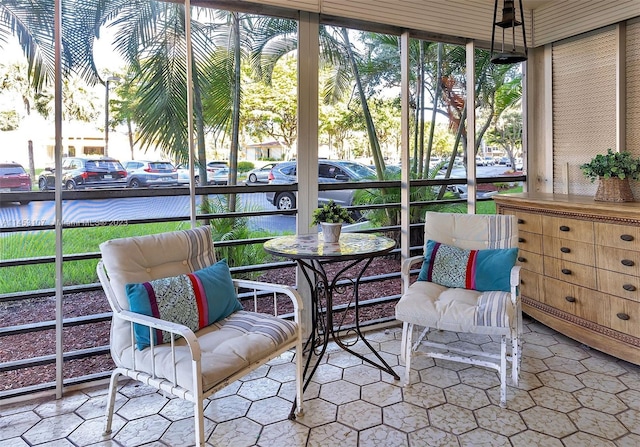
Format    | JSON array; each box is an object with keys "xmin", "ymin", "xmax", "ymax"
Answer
[
  {"xmin": 580, "ymin": 148, "xmax": 640, "ymax": 202},
  {"xmin": 311, "ymin": 200, "xmax": 355, "ymax": 243}
]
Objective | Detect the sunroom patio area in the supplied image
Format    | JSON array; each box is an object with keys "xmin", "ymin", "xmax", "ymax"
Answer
[{"xmin": 2, "ymin": 320, "xmax": 639, "ymax": 447}]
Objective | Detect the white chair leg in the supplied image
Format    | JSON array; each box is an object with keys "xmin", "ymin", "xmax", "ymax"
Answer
[
  {"xmin": 500, "ymin": 336, "xmax": 507, "ymax": 407},
  {"xmin": 400, "ymin": 322, "xmax": 409, "ymax": 363},
  {"xmin": 403, "ymin": 323, "xmax": 413, "ymax": 386},
  {"xmin": 194, "ymin": 400, "xmax": 205, "ymax": 447},
  {"xmin": 295, "ymin": 338, "xmax": 304, "ymax": 416},
  {"xmin": 511, "ymin": 334, "xmax": 520, "ymax": 386},
  {"xmin": 103, "ymin": 370, "xmax": 121, "ymax": 436}
]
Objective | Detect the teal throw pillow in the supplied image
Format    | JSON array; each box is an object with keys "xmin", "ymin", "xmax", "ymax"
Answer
[
  {"xmin": 418, "ymin": 240, "xmax": 517, "ymax": 292},
  {"xmin": 125, "ymin": 259, "xmax": 242, "ymax": 350}
]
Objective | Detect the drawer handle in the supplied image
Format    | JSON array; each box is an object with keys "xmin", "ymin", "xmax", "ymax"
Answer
[
  {"xmin": 518, "ymin": 237, "xmax": 525, "ymax": 243},
  {"xmin": 621, "ymin": 234, "xmax": 634, "ymax": 242},
  {"xmin": 616, "ymin": 312, "xmax": 630, "ymax": 321},
  {"xmin": 517, "ymin": 256, "xmax": 526, "ymax": 262},
  {"xmin": 559, "ymin": 225, "xmax": 570, "ymax": 232},
  {"xmin": 517, "ymin": 218, "xmax": 524, "ymax": 224},
  {"xmin": 560, "ymin": 247, "xmax": 571, "ymax": 253},
  {"xmin": 565, "ymin": 296, "xmax": 576, "ymax": 303},
  {"xmin": 621, "ymin": 259, "xmax": 635, "ymax": 267},
  {"xmin": 561, "ymin": 268, "xmax": 572, "ymax": 275},
  {"xmin": 623, "ymin": 284, "xmax": 636, "ymax": 292}
]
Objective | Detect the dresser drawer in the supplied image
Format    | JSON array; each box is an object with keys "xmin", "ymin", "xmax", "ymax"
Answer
[
  {"xmin": 609, "ymin": 295, "xmax": 640, "ymax": 338},
  {"xmin": 597, "ymin": 270, "xmax": 640, "ymax": 302},
  {"xmin": 596, "ymin": 245, "xmax": 640, "ymax": 277},
  {"xmin": 520, "ymin": 269, "xmax": 542, "ymax": 301},
  {"xmin": 542, "ymin": 277, "xmax": 607, "ymax": 325},
  {"xmin": 518, "ymin": 231, "xmax": 542, "ymax": 254},
  {"xmin": 543, "ymin": 236, "xmax": 595, "ymax": 266},
  {"xmin": 516, "ymin": 250, "xmax": 543, "ymax": 274},
  {"xmin": 595, "ymin": 222, "xmax": 640, "ymax": 250},
  {"xmin": 542, "ymin": 216, "xmax": 594, "ymax": 243},
  {"xmin": 544, "ymin": 257, "xmax": 597, "ymax": 289},
  {"xmin": 511, "ymin": 211, "xmax": 542, "ymax": 234}
]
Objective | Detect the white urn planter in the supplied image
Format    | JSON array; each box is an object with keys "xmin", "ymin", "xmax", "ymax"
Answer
[{"xmin": 321, "ymin": 222, "xmax": 342, "ymax": 243}]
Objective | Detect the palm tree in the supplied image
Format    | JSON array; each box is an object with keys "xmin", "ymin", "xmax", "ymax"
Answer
[
  {"xmin": 0, "ymin": 0, "xmax": 105, "ymax": 92},
  {"xmin": 250, "ymin": 20, "xmax": 391, "ymax": 176}
]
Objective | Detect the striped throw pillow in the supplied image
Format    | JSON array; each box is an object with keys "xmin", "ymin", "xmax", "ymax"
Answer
[
  {"xmin": 125, "ymin": 259, "xmax": 242, "ymax": 349},
  {"xmin": 418, "ymin": 240, "xmax": 517, "ymax": 292}
]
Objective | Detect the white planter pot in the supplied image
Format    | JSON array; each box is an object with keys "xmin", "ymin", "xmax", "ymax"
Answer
[{"xmin": 320, "ymin": 222, "xmax": 342, "ymax": 243}]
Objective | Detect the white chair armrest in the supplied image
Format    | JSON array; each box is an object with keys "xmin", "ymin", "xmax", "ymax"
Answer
[
  {"xmin": 232, "ymin": 279, "xmax": 304, "ymax": 331},
  {"xmin": 401, "ymin": 255, "xmax": 424, "ymax": 277},
  {"xmin": 401, "ymin": 255, "xmax": 424, "ymax": 293},
  {"xmin": 510, "ymin": 265, "xmax": 521, "ymax": 287},
  {"xmin": 118, "ymin": 309, "xmax": 202, "ymax": 360},
  {"xmin": 510, "ymin": 265, "xmax": 521, "ymax": 305},
  {"xmin": 232, "ymin": 279, "xmax": 303, "ymax": 312}
]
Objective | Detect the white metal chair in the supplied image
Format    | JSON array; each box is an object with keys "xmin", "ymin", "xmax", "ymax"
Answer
[
  {"xmin": 97, "ymin": 225, "xmax": 303, "ymax": 446},
  {"xmin": 395, "ymin": 212, "xmax": 522, "ymax": 406}
]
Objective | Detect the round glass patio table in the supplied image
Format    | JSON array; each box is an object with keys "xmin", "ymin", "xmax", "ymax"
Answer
[{"xmin": 264, "ymin": 232, "xmax": 399, "ymax": 418}]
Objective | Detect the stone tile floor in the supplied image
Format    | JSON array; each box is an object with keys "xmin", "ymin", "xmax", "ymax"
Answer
[{"xmin": 1, "ymin": 317, "xmax": 639, "ymax": 446}]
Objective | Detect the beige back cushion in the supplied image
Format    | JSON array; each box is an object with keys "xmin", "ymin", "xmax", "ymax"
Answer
[
  {"xmin": 424, "ymin": 212, "xmax": 518, "ymax": 250},
  {"xmin": 99, "ymin": 226, "xmax": 217, "ymax": 357}
]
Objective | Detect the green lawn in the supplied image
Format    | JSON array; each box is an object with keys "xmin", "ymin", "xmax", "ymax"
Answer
[{"xmin": 1, "ymin": 185, "xmax": 524, "ymax": 294}]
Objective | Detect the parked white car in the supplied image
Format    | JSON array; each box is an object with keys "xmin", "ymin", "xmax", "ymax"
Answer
[{"xmin": 176, "ymin": 164, "xmax": 214, "ymax": 185}]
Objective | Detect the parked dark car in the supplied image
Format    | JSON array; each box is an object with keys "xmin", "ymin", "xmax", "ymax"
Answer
[
  {"xmin": 38, "ymin": 157, "xmax": 128, "ymax": 190},
  {"xmin": 266, "ymin": 160, "xmax": 375, "ymax": 212},
  {"xmin": 0, "ymin": 162, "xmax": 32, "ymax": 204},
  {"xmin": 123, "ymin": 160, "xmax": 178, "ymax": 188}
]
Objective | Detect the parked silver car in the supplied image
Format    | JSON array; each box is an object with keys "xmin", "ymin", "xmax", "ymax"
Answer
[
  {"xmin": 265, "ymin": 160, "xmax": 375, "ymax": 212},
  {"xmin": 123, "ymin": 160, "xmax": 178, "ymax": 188},
  {"xmin": 176, "ymin": 163, "xmax": 214, "ymax": 185},
  {"xmin": 246, "ymin": 162, "xmax": 278, "ymax": 184},
  {"xmin": 211, "ymin": 167, "xmax": 230, "ymax": 185},
  {"xmin": 447, "ymin": 184, "xmax": 499, "ymax": 200}
]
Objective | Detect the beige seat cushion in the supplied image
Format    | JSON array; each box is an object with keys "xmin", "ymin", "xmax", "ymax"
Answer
[
  {"xmin": 395, "ymin": 280, "xmax": 513, "ymax": 336},
  {"xmin": 119, "ymin": 310, "xmax": 298, "ymax": 391}
]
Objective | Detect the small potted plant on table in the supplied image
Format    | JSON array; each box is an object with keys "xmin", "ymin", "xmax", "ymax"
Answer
[
  {"xmin": 580, "ymin": 149, "xmax": 640, "ymax": 202},
  {"xmin": 311, "ymin": 200, "xmax": 355, "ymax": 243}
]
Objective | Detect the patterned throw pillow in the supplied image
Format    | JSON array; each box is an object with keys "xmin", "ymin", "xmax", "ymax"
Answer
[
  {"xmin": 417, "ymin": 240, "xmax": 517, "ymax": 292},
  {"xmin": 125, "ymin": 259, "xmax": 242, "ymax": 350}
]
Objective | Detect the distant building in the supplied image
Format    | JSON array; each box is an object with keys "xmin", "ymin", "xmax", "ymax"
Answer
[
  {"xmin": 244, "ymin": 141, "xmax": 285, "ymax": 161},
  {"xmin": 0, "ymin": 117, "xmax": 163, "ymax": 168}
]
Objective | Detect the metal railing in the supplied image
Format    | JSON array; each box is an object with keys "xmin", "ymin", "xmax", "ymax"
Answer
[{"xmin": 0, "ymin": 174, "xmax": 525, "ymax": 399}]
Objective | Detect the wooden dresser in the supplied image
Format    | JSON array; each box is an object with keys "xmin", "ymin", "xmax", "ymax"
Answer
[{"xmin": 494, "ymin": 192, "xmax": 640, "ymax": 365}]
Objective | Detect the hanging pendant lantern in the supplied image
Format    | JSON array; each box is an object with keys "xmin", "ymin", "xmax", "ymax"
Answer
[{"xmin": 490, "ymin": 0, "xmax": 528, "ymax": 64}]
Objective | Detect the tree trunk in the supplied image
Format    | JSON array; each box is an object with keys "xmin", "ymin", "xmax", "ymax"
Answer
[
  {"xmin": 229, "ymin": 12, "xmax": 242, "ymax": 213},
  {"xmin": 341, "ymin": 28, "xmax": 385, "ymax": 178}
]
